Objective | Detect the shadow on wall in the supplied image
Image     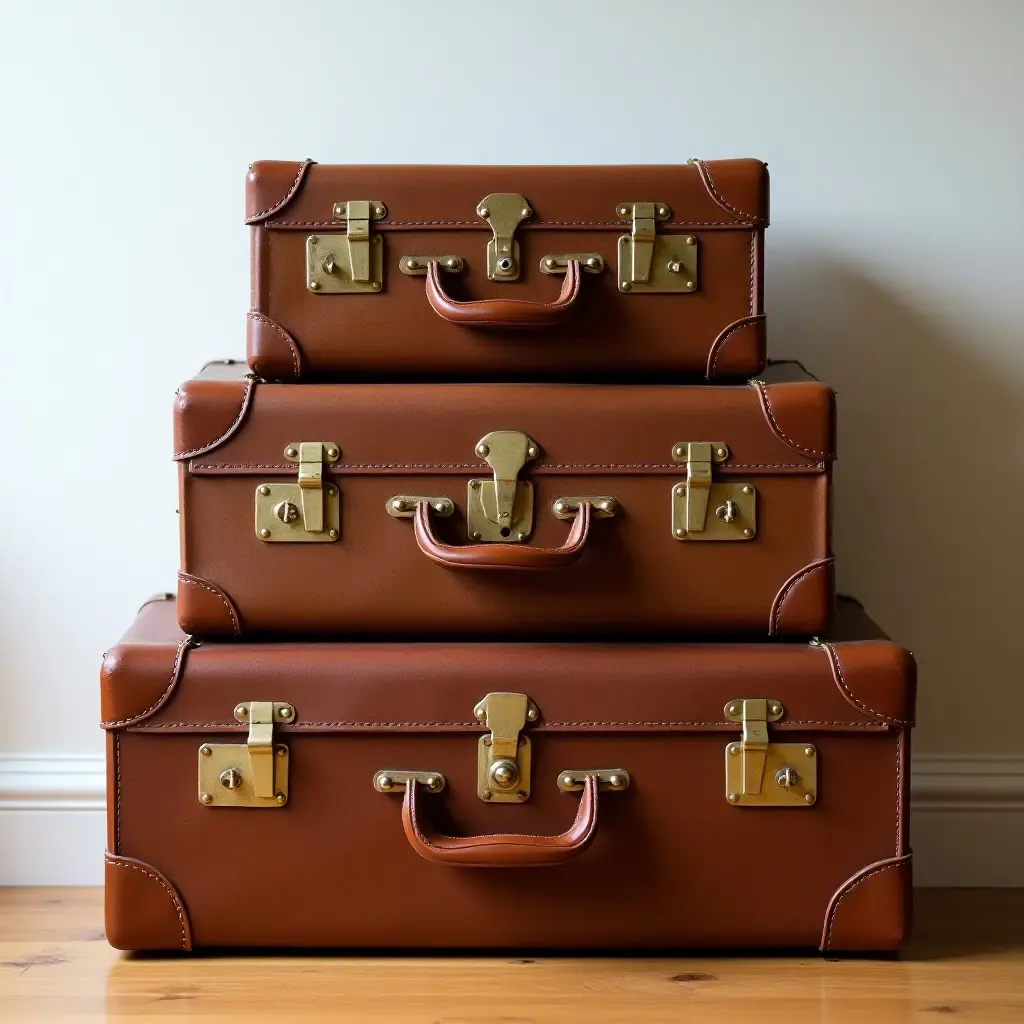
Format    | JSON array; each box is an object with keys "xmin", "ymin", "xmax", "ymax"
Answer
[{"xmin": 768, "ymin": 249, "xmax": 1023, "ymax": 753}]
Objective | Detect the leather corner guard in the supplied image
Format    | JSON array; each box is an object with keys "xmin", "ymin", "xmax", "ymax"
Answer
[
  {"xmin": 176, "ymin": 572, "xmax": 241, "ymax": 636},
  {"xmin": 820, "ymin": 855, "xmax": 912, "ymax": 951},
  {"xmin": 246, "ymin": 311, "xmax": 303, "ymax": 380},
  {"xmin": 173, "ymin": 375, "xmax": 255, "ymax": 461},
  {"xmin": 691, "ymin": 158, "xmax": 767, "ymax": 225},
  {"xmin": 105, "ymin": 853, "xmax": 193, "ymax": 951},
  {"xmin": 752, "ymin": 380, "xmax": 836, "ymax": 462},
  {"xmin": 706, "ymin": 315, "xmax": 766, "ymax": 379},
  {"xmin": 818, "ymin": 639, "xmax": 916, "ymax": 726},
  {"xmin": 769, "ymin": 558, "xmax": 834, "ymax": 635},
  {"xmin": 245, "ymin": 159, "xmax": 313, "ymax": 224},
  {"xmin": 101, "ymin": 637, "xmax": 192, "ymax": 729}
]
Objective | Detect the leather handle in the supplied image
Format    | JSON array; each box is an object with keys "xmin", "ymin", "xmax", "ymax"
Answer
[
  {"xmin": 402, "ymin": 776, "xmax": 600, "ymax": 868},
  {"xmin": 425, "ymin": 259, "xmax": 584, "ymax": 329},
  {"xmin": 412, "ymin": 500, "xmax": 592, "ymax": 571}
]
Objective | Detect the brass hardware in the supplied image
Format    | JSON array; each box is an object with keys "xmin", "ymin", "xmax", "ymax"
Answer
[
  {"xmin": 255, "ymin": 442, "xmax": 340, "ymax": 542},
  {"xmin": 477, "ymin": 193, "xmax": 531, "ymax": 281},
  {"xmin": 539, "ymin": 253, "xmax": 605, "ymax": 275},
  {"xmin": 306, "ymin": 201, "xmax": 386, "ymax": 293},
  {"xmin": 723, "ymin": 700, "xmax": 817, "ymax": 808},
  {"xmin": 372, "ymin": 770, "xmax": 446, "ymax": 794},
  {"xmin": 386, "ymin": 495, "xmax": 455, "ymax": 519},
  {"xmin": 475, "ymin": 692, "xmax": 538, "ymax": 803},
  {"xmin": 552, "ymin": 496, "xmax": 618, "ymax": 519},
  {"xmin": 466, "ymin": 430, "xmax": 537, "ymax": 543},
  {"xmin": 197, "ymin": 701, "xmax": 293, "ymax": 808},
  {"xmin": 670, "ymin": 442, "xmax": 756, "ymax": 541},
  {"xmin": 399, "ymin": 255, "xmax": 465, "ymax": 276},
  {"xmin": 616, "ymin": 202, "xmax": 698, "ymax": 293},
  {"xmin": 557, "ymin": 769, "xmax": 631, "ymax": 792}
]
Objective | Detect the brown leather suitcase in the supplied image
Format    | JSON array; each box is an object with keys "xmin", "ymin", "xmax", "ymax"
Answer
[
  {"xmin": 103, "ymin": 594, "xmax": 913, "ymax": 952},
  {"xmin": 174, "ymin": 360, "xmax": 834, "ymax": 639},
  {"xmin": 246, "ymin": 159, "xmax": 768, "ymax": 381}
]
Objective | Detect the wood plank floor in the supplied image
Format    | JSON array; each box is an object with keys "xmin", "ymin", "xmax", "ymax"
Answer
[{"xmin": 1, "ymin": 888, "xmax": 1023, "ymax": 1022}]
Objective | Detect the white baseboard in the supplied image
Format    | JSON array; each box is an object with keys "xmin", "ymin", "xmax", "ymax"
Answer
[{"xmin": 1, "ymin": 754, "xmax": 1022, "ymax": 886}]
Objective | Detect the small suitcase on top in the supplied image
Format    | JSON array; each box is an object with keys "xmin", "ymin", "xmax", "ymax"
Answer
[
  {"xmin": 245, "ymin": 159, "xmax": 768, "ymax": 381},
  {"xmin": 102, "ymin": 594, "xmax": 913, "ymax": 952},
  {"xmin": 173, "ymin": 360, "xmax": 835, "ymax": 639}
]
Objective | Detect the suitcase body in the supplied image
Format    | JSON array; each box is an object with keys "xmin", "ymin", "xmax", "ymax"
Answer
[
  {"xmin": 246, "ymin": 159, "xmax": 768, "ymax": 381},
  {"xmin": 103, "ymin": 595, "xmax": 913, "ymax": 952},
  {"xmin": 174, "ymin": 360, "xmax": 835, "ymax": 639}
]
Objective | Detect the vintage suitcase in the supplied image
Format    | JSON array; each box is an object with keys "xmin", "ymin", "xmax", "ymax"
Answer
[
  {"xmin": 102, "ymin": 594, "xmax": 914, "ymax": 952},
  {"xmin": 174, "ymin": 360, "xmax": 835, "ymax": 639},
  {"xmin": 245, "ymin": 159, "xmax": 768, "ymax": 381}
]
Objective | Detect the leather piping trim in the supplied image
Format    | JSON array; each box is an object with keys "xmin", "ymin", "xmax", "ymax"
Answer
[
  {"xmin": 104, "ymin": 852, "xmax": 193, "ymax": 951},
  {"xmin": 135, "ymin": 592, "xmax": 174, "ymax": 614},
  {"xmin": 102, "ymin": 637, "xmax": 194, "ymax": 730},
  {"xmin": 133, "ymin": 719, "xmax": 886, "ymax": 731},
  {"xmin": 247, "ymin": 311, "xmax": 303, "ymax": 378},
  {"xmin": 750, "ymin": 379, "xmax": 836, "ymax": 461},
  {"xmin": 705, "ymin": 313, "xmax": 765, "ymax": 378},
  {"xmin": 189, "ymin": 461, "xmax": 823, "ymax": 473},
  {"xmin": 177, "ymin": 572, "xmax": 242, "ymax": 636},
  {"xmin": 173, "ymin": 376, "xmax": 256, "ymax": 461},
  {"xmin": 691, "ymin": 159, "xmax": 760, "ymax": 224},
  {"xmin": 263, "ymin": 219, "xmax": 752, "ymax": 231},
  {"xmin": 245, "ymin": 159, "xmax": 314, "ymax": 223},
  {"xmin": 768, "ymin": 559, "xmax": 834, "ymax": 636},
  {"xmin": 819, "ymin": 854, "xmax": 912, "ymax": 951},
  {"xmin": 817, "ymin": 639, "xmax": 914, "ymax": 727}
]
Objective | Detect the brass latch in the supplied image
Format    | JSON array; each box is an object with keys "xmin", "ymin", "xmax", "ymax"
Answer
[
  {"xmin": 466, "ymin": 430, "xmax": 538, "ymax": 543},
  {"xmin": 255, "ymin": 442, "xmax": 340, "ymax": 542},
  {"xmin": 616, "ymin": 202, "xmax": 698, "ymax": 293},
  {"xmin": 670, "ymin": 442, "xmax": 756, "ymax": 541},
  {"xmin": 724, "ymin": 699, "xmax": 817, "ymax": 807},
  {"xmin": 474, "ymin": 692, "xmax": 539, "ymax": 802},
  {"xmin": 477, "ymin": 193, "xmax": 531, "ymax": 281},
  {"xmin": 197, "ymin": 701, "xmax": 294, "ymax": 808},
  {"xmin": 306, "ymin": 200, "xmax": 387, "ymax": 293}
]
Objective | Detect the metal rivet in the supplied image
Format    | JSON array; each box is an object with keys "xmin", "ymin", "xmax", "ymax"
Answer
[
  {"xmin": 618, "ymin": 206, "xmax": 628, "ymax": 216},
  {"xmin": 562, "ymin": 774, "xmax": 575, "ymax": 788},
  {"xmin": 675, "ymin": 528, "xmax": 686, "ymax": 538},
  {"xmin": 220, "ymin": 768, "xmax": 242, "ymax": 790},
  {"xmin": 717, "ymin": 447, "xmax": 728, "ymax": 458},
  {"xmin": 200, "ymin": 792, "xmax": 213, "ymax": 805},
  {"xmin": 378, "ymin": 775, "xmax": 393, "ymax": 790},
  {"xmin": 406, "ymin": 259, "xmax": 418, "ymax": 270},
  {"xmin": 742, "ymin": 485, "xmax": 753, "ymax": 495},
  {"xmin": 742, "ymin": 528, "xmax": 754, "ymax": 538},
  {"xmin": 309, "ymin": 280, "xmax": 320, "ymax": 290},
  {"xmin": 517, "ymin": 791, "xmax": 528, "ymax": 800},
  {"xmin": 674, "ymin": 484, "xmax": 685, "ymax": 496},
  {"xmin": 285, "ymin": 447, "xmax": 298, "ymax": 459},
  {"xmin": 727, "ymin": 792, "xmax": 739, "ymax": 804},
  {"xmin": 516, "ymin": 532, "xmax": 526, "ymax": 541},
  {"xmin": 586, "ymin": 256, "xmax": 600, "ymax": 269},
  {"xmin": 526, "ymin": 707, "xmax": 538, "ymax": 721},
  {"xmin": 431, "ymin": 501, "xmax": 447, "ymax": 513},
  {"xmin": 470, "ymin": 531, "xmax": 481, "ymax": 540},
  {"xmin": 608, "ymin": 774, "xmax": 624, "ymax": 789},
  {"xmin": 375, "ymin": 205, "xmax": 385, "ymax": 217},
  {"xmin": 235, "ymin": 705, "xmax": 248, "ymax": 718},
  {"xmin": 326, "ymin": 486, "xmax": 337, "ymax": 496},
  {"xmin": 334, "ymin": 205, "xmax": 344, "ymax": 216},
  {"xmin": 327, "ymin": 447, "xmax": 339, "ymax": 459},
  {"xmin": 328, "ymin": 529, "xmax": 338, "ymax": 539},
  {"xmin": 200, "ymin": 745, "xmax": 212, "ymax": 757},
  {"xmin": 483, "ymin": 736, "xmax": 492, "ymax": 747},
  {"xmin": 804, "ymin": 793, "xmax": 816, "ymax": 805},
  {"xmin": 726, "ymin": 703, "xmax": 740, "ymax": 716},
  {"xmin": 685, "ymin": 280, "xmax": 695, "ymax": 290},
  {"xmin": 527, "ymin": 445, "xmax": 538, "ymax": 458},
  {"xmin": 770, "ymin": 703, "xmax": 782, "ymax": 716},
  {"xmin": 805, "ymin": 746, "xmax": 815, "ymax": 758},
  {"xmin": 621, "ymin": 281, "xmax": 631, "ymax": 291},
  {"xmin": 667, "ymin": 260, "xmax": 682, "ymax": 274},
  {"xmin": 276, "ymin": 748, "xmax": 286, "ymax": 757},
  {"xmin": 474, "ymin": 706, "xmax": 485, "ymax": 721},
  {"xmin": 476, "ymin": 443, "xmax": 489, "ymax": 457},
  {"xmin": 490, "ymin": 761, "xmax": 517, "ymax": 788},
  {"xmin": 599, "ymin": 501, "xmax": 611, "ymax": 512},
  {"xmin": 372, "ymin": 281, "xmax": 381, "ymax": 290},
  {"xmin": 426, "ymin": 775, "xmax": 441, "ymax": 791},
  {"xmin": 482, "ymin": 789, "xmax": 492, "ymax": 800},
  {"xmin": 657, "ymin": 206, "xmax": 669, "ymax": 217},
  {"xmin": 275, "ymin": 793, "xmax": 286, "ymax": 804},
  {"xmin": 673, "ymin": 444, "xmax": 686, "ymax": 458},
  {"xmin": 521, "ymin": 208, "xmax": 531, "ymax": 218},
  {"xmin": 469, "ymin": 479, "xmax": 481, "ymax": 490},
  {"xmin": 554, "ymin": 501, "xmax": 567, "ymax": 515},
  {"xmin": 479, "ymin": 207, "xmax": 489, "ymax": 218},
  {"xmin": 729, "ymin": 744, "xmax": 740, "ymax": 756},
  {"xmin": 685, "ymin": 235, "xmax": 696, "ymax": 246},
  {"xmin": 259, "ymin": 485, "xmax": 270, "ymax": 496},
  {"xmin": 279, "ymin": 706, "xmax": 293, "ymax": 719},
  {"xmin": 392, "ymin": 499, "xmax": 406, "ymax": 513},
  {"xmin": 310, "ymin": 235, "xmax": 319, "ymax": 244}
]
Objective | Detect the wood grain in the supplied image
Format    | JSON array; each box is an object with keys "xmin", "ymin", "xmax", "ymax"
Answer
[{"xmin": 1, "ymin": 888, "xmax": 1022, "ymax": 1023}]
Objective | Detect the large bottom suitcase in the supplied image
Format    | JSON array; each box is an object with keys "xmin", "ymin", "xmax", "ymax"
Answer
[{"xmin": 102, "ymin": 595, "xmax": 914, "ymax": 952}]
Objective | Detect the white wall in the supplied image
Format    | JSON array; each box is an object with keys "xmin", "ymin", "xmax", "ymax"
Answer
[{"xmin": 1, "ymin": 0, "xmax": 1022, "ymax": 883}]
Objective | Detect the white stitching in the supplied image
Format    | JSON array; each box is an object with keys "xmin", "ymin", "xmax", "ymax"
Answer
[
  {"xmin": 263, "ymin": 218, "xmax": 750, "ymax": 229},
  {"xmin": 114, "ymin": 732, "xmax": 121, "ymax": 854},
  {"xmin": 105, "ymin": 855, "xmax": 189, "ymax": 950},
  {"xmin": 749, "ymin": 229, "xmax": 757, "ymax": 316},
  {"xmin": 246, "ymin": 161, "xmax": 308, "ymax": 221},
  {"xmin": 824, "ymin": 861, "xmax": 904, "ymax": 949},
  {"xmin": 247, "ymin": 312, "xmax": 300, "ymax": 377},
  {"xmin": 708, "ymin": 316, "xmax": 763, "ymax": 378},
  {"xmin": 819, "ymin": 640, "xmax": 910, "ymax": 726},
  {"xmin": 771, "ymin": 560, "xmax": 831, "ymax": 634},
  {"xmin": 189, "ymin": 461, "xmax": 822, "ymax": 471},
  {"xmin": 178, "ymin": 575, "xmax": 240, "ymax": 635},
  {"xmin": 695, "ymin": 159, "xmax": 757, "ymax": 222},
  {"xmin": 102, "ymin": 639, "xmax": 190, "ymax": 729},
  {"xmin": 135, "ymin": 719, "xmax": 885, "ymax": 729},
  {"xmin": 896, "ymin": 729, "xmax": 903, "ymax": 855},
  {"xmin": 754, "ymin": 380, "xmax": 836, "ymax": 460},
  {"xmin": 173, "ymin": 377, "xmax": 255, "ymax": 460}
]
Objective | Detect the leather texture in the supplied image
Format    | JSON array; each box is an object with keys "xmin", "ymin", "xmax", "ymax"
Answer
[
  {"xmin": 103, "ymin": 594, "xmax": 913, "ymax": 951},
  {"xmin": 246, "ymin": 159, "xmax": 768, "ymax": 380},
  {"xmin": 174, "ymin": 360, "xmax": 834, "ymax": 639}
]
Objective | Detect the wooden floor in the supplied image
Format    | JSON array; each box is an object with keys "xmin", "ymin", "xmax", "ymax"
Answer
[{"xmin": 1, "ymin": 889, "xmax": 1023, "ymax": 1022}]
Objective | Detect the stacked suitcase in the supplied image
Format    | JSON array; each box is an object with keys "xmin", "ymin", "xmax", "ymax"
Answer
[{"xmin": 103, "ymin": 160, "xmax": 915, "ymax": 952}]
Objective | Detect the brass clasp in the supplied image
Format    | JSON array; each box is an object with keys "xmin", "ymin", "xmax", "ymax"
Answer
[
  {"xmin": 616, "ymin": 202, "xmax": 698, "ymax": 293},
  {"xmin": 466, "ymin": 430, "xmax": 538, "ymax": 543},
  {"xmin": 255, "ymin": 443, "xmax": 340, "ymax": 542},
  {"xmin": 474, "ymin": 692, "xmax": 539, "ymax": 803},
  {"xmin": 477, "ymin": 193, "xmax": 531, "ymax": 281},
  {"xmin": 670, "ymin": 442, "xmax": 756, "ymax": 541},
  {"xmin": 306, "ymin": 200, "xmax": 386, "ymax": 293}
]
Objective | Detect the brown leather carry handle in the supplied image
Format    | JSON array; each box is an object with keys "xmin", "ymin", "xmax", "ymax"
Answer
[
  {"xmin": 402, "ymin": 776, "xmax": 599, "ymax": 867},
  {"xmin": 412, "ymin": 500, "xmax": 592, "ymax": 571},
  {"xmin": 424, "ymin": 259, "xmax": 584, "ymax": 329}
]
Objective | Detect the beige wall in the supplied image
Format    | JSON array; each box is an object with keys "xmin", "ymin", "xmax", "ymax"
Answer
[{"xmin": 1, "ymin": 0, "xmax": 1021, "ymax": 772}]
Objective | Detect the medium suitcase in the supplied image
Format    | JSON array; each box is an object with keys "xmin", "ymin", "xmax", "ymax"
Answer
[
  {"xmin": 102, "ymin": 594, "xmax": 914, "ymax": 952},
  {"xmin": 245, "ymin": 159, "xmax": 768, "ymax": 381},
  {"xmin": 174, "ymin": 360, "xmax": 835, "ymax": 639}
]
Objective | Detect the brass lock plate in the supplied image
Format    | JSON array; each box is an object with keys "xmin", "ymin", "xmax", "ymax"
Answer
[
  {"xmin": 725, "ymin": 742, "xmax": 817, "ymax": 808},
  {"xmin": 475, "ymin": 692, "xmax": 538, "ymax": 803},
  {"xmin": 255, "ymin": 482, "xmax": 340, "ymax": 542},
  {"xmin": 306, "ymin": 200, "xmax": 387, "ymax": 294},
  {"xmin": 478, "ymin": 193, "xmax": 531, "ymax": 281},
  {"xmin": 616, "ymin": 202, "xmax": 698, "ymax": 294},
  {"xmin": 671, "ymin": 481, "xmax": 757, "ymax": 540},
  {"xmin": 466, "ymin": 430, "xmax": 538, "ymax": 543},
  {"xmin": 467, "ymin": 480, "xmax": 533, "ymax": 542},
  {"xmin": 198, "ymin": 742, "xmax": 290, "ymax": 808}
]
